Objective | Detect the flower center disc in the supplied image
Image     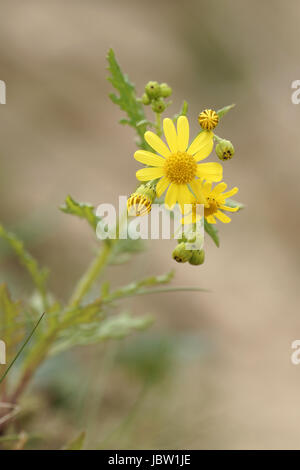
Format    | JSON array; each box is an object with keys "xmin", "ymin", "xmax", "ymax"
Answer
[
  {"xmin": 204, "ymin": 197, "xmax": 219, "ymax": 216},
  {"xmin": 164, "ymin": 152, "xmax": 197, "ymax": 184}
]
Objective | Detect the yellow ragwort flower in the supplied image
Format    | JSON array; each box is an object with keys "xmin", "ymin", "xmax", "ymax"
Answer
[
  {"xmin": 134, "ymin": 116, "xmax": 223, "ymax": 209},
  {"xmin": 182, "ymin": 181, "xmax": 239, "ymax": 225},
  {"xmin": 198, "ymin": 109, "xmax": 219, "ymax": 131}
]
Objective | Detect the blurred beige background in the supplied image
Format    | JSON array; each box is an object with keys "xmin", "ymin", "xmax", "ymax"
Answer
[{"xmin": 1, "ymin": 0, "xmax": 300, "ymax": 449}]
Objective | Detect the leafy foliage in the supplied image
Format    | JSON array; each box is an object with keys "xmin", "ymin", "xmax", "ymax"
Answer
[
  {"xmin": 93, "ymin": 312, "xmax": 153, "ymax": 340},
  {"xmin": 103, "ymin": 271, "xmax": 174, "ymax": 303},
  {"xmin": 52, "ymin": 313, "xmax": 153, "ymax": 355},
  {"xmin": 60, "ymin": 195, "xmax": 100, "ymax": 231},
  {"xmin": 0, "ymin": 224, "xmax": 48, "ymax": 306},
  {"xmin": 107, "ymin": 48, "xmax": 148, "ymax": 149}
]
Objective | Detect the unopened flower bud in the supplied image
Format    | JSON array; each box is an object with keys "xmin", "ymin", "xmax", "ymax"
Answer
[
  {"xmin": 151, "ymin": 98, "xmax": 166, "ymax": 114},
  {"xmin": 127, "ymin": 184, "xmax": 156, "ymax": 217},
  {"xmin": 160, "ymin": 83, "xmax": 172, "ymax": 98},
  {"xmin": 145, "ymin": 81, "xmax": 160, "ymax": 99},
  {"xmin": 188, "ymin": 249, "xmax": 205, "ymax": 266},
  {"xmin": 198, "ymin": 109, "xmax": 219, "ymax": 131},
  {"xmin": 215, "ymin": 139, "xmax": 235, "ymax": 161},
  {"xmin": 141, "ymin": 93, "xmax": 150, "ymax": 105},
  {"xmin": 172, "ymin": 242, "xmax": 193, "ymax": 263}
]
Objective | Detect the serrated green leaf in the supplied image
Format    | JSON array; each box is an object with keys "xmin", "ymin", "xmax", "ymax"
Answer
[
  {"xmin": 107, "ymin": 48, "xmax": 149, "ymax": 149},
  {"xmin": 96, "ymin": 312, "xmax": 153, "ymax": 340},
  {"xmin": 0, "ymin": 225, "xmax": 48, "ymax": 305},
  {"xmin": 204, "ymin": 219, "xmax": 220, "ymax": 247},
  {"xmin": 52, "ymin": 311, "xmax": 152, "ymax": 354},
  {"xmin": 103, "ymin": 271, "xmax": 174, "ymax": 303},
  {"xmin": 60, "ymin": 195, "xmax": 100, "ymax": 231}
]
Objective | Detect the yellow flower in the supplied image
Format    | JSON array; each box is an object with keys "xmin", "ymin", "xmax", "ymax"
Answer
[
  {"xmin": 182, "ymin": 181, "xmax": 239, "ymax": 224},
  {"xmin": 134, "ymin": 116, "xmax": 223, "ymax": 209}
]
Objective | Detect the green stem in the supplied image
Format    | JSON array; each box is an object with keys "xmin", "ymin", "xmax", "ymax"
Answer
[
  {"xmin": 155, "ymin": 112, "xmax": 162, "ymax": 137},
  {"xmin": 67, "ymin": 209, "xmax": 128, "ymax": 310},
  {"xmin": 68, "ymin": 242, "xmax": 112, "ymax": 309}
]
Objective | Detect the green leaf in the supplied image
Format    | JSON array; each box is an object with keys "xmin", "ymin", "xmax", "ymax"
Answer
[
  {"xmin": 225, "ymin": 198, "xmax": 245, "ymax": 210},
  {"xmin": 0, "ymin": 225, "xmax": 48, "ymax": 304},
  {"xmin": 103, "ymin": 271, "xmax": 175, "ymax": 302},
  {"xmin": 63, "ymin": 431, "xmax": 86, "ymax": 450},
  {"xmin": 217, "ymin": 103, "xmax": 235, "ymax": 119},
  {"xmin": 52, "ymin": 311, "xmax": 153, "ymax": 354},
  {"xmin": 62, "ymin": 298, "xmax": 104, "ymax": 327},
  {"xmin": 204, "ymin": 219, "xmax": 220, "ymax": 247},
  {"xmin": 60, "ymin": 195, "xmax": 100, "ymax": 231},
  {"xmin": 0, "ymin": 284, "xmax": 24, "ymax": 354},
  {"xmin": 107, "ymin": 48, "xmax": 148, "ymax": 149},
  {"xmin": 109, "ymin": 237, "xmax": 145, "ymax": 265},
  {"xmin": 96, "ymin": 312, "xmax": 153, "ymax": 340}
]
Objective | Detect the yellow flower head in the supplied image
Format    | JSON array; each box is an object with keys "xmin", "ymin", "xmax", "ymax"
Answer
[
  {"xmin": 134, "ymin": 116, "xmax": 223, "ymax": 209},
  {"xmin": 198, "ymin": 109, "xmax": 219, "ymax": 131},
  {"xmin": 182, "ymin": 181, "xmax": 239, "ymax": 225}
]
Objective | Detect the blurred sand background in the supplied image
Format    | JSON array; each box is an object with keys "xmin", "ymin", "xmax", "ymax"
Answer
[{"xmin": 1, "ymin": 0, "xmax": 300, "ymax": 449}]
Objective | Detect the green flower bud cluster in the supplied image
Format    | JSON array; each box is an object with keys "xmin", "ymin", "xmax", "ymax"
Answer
[
  {"xmin": 172, "ymin": 242, "xmax": 205, "ymax": 266},
  {"xmin": 141, "ymin": 81, "xmax": 172, "ymax": 114}
]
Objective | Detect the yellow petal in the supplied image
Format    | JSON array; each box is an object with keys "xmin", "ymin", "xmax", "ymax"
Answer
[
  {"xmin": 196, "ymin": 162, "xmax": 223, "ymax": 182},
  {"xmin": 177, "ymin": 116, "xmax": 189, "ymax": 152},
  {"xmin": 144, "ymin": 131, "xmax": 171, "ymax": 157},
  {"xmin": 212, "ymin": 182, "xmax": 227, "ymax": 194},
  {"xmin": 193, "ymin": 138, "xmax": 214, "ymax": 162},
  {"xmin": 134, "ymin": 150, "xmax": 165, "ymax": 167},
  {"xmin": 203, "ymin": 181, "xmax": 212, "ymax": 194},
  {"xmin": 189, "ymin": 180, "xmax": 206, "ymax": 204},
  {"xmin": 163, "ymin": 118, "xmax": 178, "ymax": 153},
  {"xmin": 206, "ymin": 215, "xmax": 216, "ymax": 224},
  {"xmin": 136, "ymin": 167, "xmax": 165, "ymax": 181},
  {"xmin": 222, "ymin": 187, "xmax": 239, "ymax": 199},
  {"xmin": 177, "ymin": 184, "xmax": 194, "ymax": 211},
  {"xmin": 188, "ymin": 130, "xmax": 213, "ymax": 155},
  {"xmin": 220, "ymin": 205, "xmax": 239, "ymax": 212},
  {"xmin": 215, "ymin": 210, "xmax": 231, "ymax": 223},
  {"xmin": 165, "ymin": 183, "xmax": 178, "ymax": 209},
  {"xmin": 156, "ymin": 176, "xmax": 170, "ymax": 197}
]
